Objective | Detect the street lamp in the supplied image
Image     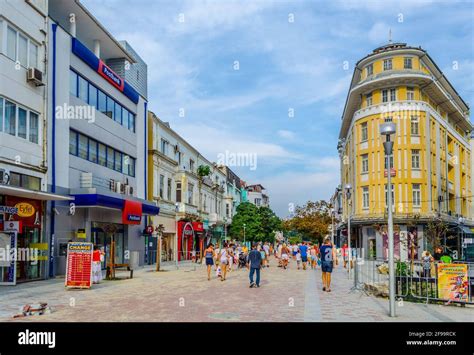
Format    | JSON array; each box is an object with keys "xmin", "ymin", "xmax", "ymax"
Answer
[
  {"xmin": 243, "ymin": 223, "xmax": 246, "ymax": 246},
  {"xmin": 380, "ymin": 121, "xmax": 396, "ymax": 318},
  {"xmin": 345, "ymin": 184, "xmax": 352, "ymax": 280},
  {"xmin": 175, "ymin": 202, "xmax": 179, "ymax": 269},
  {"xmin": 330, "ymin": 207, "xmax": 335, "ymax": 245}
]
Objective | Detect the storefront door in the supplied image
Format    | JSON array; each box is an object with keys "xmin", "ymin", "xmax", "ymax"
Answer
[
  {"xmin": 0, "ymin": 231, "xmax": 17, "ymax": 285},
  {"xmin": 92, "ymin": 223, "xmax": 125, "ymax": 268},
  {"xmin": 16, "ymin": 226, "xmax": 42, "ymax": 282}
]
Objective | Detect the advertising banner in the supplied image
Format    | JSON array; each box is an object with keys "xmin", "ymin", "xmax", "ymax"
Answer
[
  {"xmin": 437, "ymin": 263, "xmax": 469, "ymax": 302},
  {"xmin": 65, "ymin": 242, "xmax": 93, "ymax": 289}
]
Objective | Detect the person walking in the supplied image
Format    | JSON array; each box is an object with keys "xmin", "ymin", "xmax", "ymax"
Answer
[
  {"xmin": 219, "ymin": 243, "xmax": 229, "ymax": 281},
  {"xmin": 263, "ymin": 242, "xmax": 270, "ymax": 267},
  {"xmin": 320, "ymin": 237, "xmax": 336, "ymax": 292},
  {"xmin": 421, "ymin": 250, "xmax": 434, "ymax": 278},
  {"xmin": 204, "ymin": 243, "xmax": 215, "ymax": 281},
  {"xmin": 299, "ymin": 242, "xmax": 308, "ymax": 270},
  {"xmin": 281, "ymin": 243, "xmax": 290, "ymax": 269},
  {"xmin": 247, "ymin": 243, "xmax": 262, "ymax": 288},
  {"xmin": 92, "ymin": 245, "xmax": 104, "ymax": 284},
  {"xmin": 310, "ymin": 245, "xmax": 317, "ymax": 269},
  {"xmin": 341, "ymin": 243, "xmax": 348, "ymax": 269}
]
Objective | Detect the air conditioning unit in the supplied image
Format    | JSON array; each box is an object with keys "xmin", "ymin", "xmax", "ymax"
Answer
[
  {"xmin": 125, "ymin": 185, "xmax": 133, "ymax": 195},
  {"xmin": 27, "ymin": 67, "xmax": 44, "ymax": 86},
  {"xmin": 115, "ymin": 182, "xmax": 122, "ymax": 193}
]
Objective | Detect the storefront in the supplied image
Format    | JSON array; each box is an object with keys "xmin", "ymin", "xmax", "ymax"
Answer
[
  {"xmin": 176, "ymin": 221, "xmax": 204, "ymax": 261},
  {"xmin": 0, "ymin": 185, "xmax": 72, "ymax": 285}
]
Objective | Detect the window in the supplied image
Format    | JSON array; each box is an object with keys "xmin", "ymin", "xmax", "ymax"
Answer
[
  {"xmin": 366, "ymin": 92, "xmax": 372, "ymax": 106},
  {"xmin": 98, "ymin": 143, "xmax": 106, "ymax": 166},
  {"xmin": 0, "ymin": 98, "xmax": 3, "ymax": 132},
  {"xmin": 406, "ymin": 87, "xmax": 414, "ymax": 100},
  {"xmin": 78, "ymin": 134, "xmax": 88, "ymax": 159},
  {"xmin": 106, "ymin": 97, "xmax": 114, "ymax": 120},
  {"xmin": 29, "ymin": 112, "xmax": 38, "ymax": 143},
  {"xmin": 384, "ymin": 184, "xmax": 395, "ymax": 206},
  {"xmin": 78, "ymin": 76, "xmax": 88, "ymax": 103},
  {"xmin": 404, "ymin": 57, "xmax": 412, "ymax": 69},
  {"xmin": 9, "ymin": 172, "xmax": 40, "ymax": 191},
  {"xmin": 176, "ymin": 182, "xmax": 182, "ymax": 203},
  {"xmin": 5, "ymin": 100, "xmax": 16, "ymax": 136},
  {"xmin": 411, "ymin": 149, "xmax": 420, "ymax": 169},
  {"xmin": 7, "ymin": 26, "xmax": 16, "ymax": 60},
  {"xmin": 383, "ymin": 59, "xmax": 392, "ymax": 71},
  {"xmin": 98, "ymin": 90, "xmax": 107, "ymax": 116},
  {"xmin": 69, "ymin": 130, "xmax": 78, "ymax": 155},
  {"xmin": 114, "ymin": 151, "xmax": 122, "ymax": 172},
  {"xmin": 88, "ymin": 139, "xmax": 98, "ymax": 163},
  {"xmin": 390, "ymin": 88, "xmax": 396, "ymax": 101},
  {"xmin": 18, "ymin": 34, "xmax": 28, "ymax": 67},
  {"xmin": 107, "ymin": 147, "xmax": 114, "ymax": 169},
  {"xmin": 176, "ymin": 151, "xmax": 182, "ymax": 165},
  {"xmin": 189, "ymin": 159, "xmax": 195, "ymax": 172},
  {"xmin": 160, "ymin": 139, "xmax": 169, "ymax": 155},
  {"xmin": 129, "ymin": 112, "xmax": 135, "ymax": 132},
  {"xmin": 122, "ymin": 108, "xmax": 129, "ymax": 129},
  {"xmin": 188, "ymin": 183, "xmax": 194, "ymax": 204},
  {"xmin": 159, "ymin": 175, "xmax": 164, "ymax": 198},
  {"xmin": 226, "ymin": 203, "xmax": 230, "ymax": 217},
  {"xmin": 29, "ymin": 43, "xmax": 38, "ymax": 68},
  {"xmin": 18, "ymin": 108, "xmax": 27, "ymax": 139},
  {"xmin": 382, "ymin": 89, "xmax": 388, "ymax": 103},
  {"xmin": 89, "ymin": 85, "xmax": 98, "ymax": 109},
  {"xmin": 361, "ymin": 122, "xmax": 368, "ymax": 141},
  {"xmin": 362, "ymin": 187, "xmax": 369, "ymax": 209},
  {"xmin": 410, "ymin": 116, "xmax": 419, "ymax": 135},
  {"xmin": 366, "ymin": 64, "xmax": 373, "ymax": 76},
  {"xmin": 167, "ymin": 178, "xmax": 172, "ymax": 201},
  {"xmin": 128, "ymin": 157, "xmax": 135, "ymax": 177},
  {"xmin": 114, "ymin": 101, "xmax": 122, "ymax": 124},
  {"xmin": 384, "ymin": 155, "xmax": 394, "ymax": 169},
  {"xmin": 412, "ymin": 184, "xmax": 421, "ymax": 207},
  {"xmin": 70, "ymin": 71, "xmax": 78, "ymax": 96},
  {"xmin": 361, "ymin": 154, "xmax": 369, "ymax": 173}
]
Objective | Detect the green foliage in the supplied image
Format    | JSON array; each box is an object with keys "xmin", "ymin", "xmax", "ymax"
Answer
[
  {"xmin": 229, "ymin": 202, "xmax": 281, "ymax": 243},
  {"xmin": 197, "ymin": 165, "xmax": 211, "ymax": 178}
]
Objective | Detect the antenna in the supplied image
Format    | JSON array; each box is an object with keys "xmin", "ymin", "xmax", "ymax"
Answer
[{"xmin": 388, "ymin": 28, "xmax": 392, "ymax": 44}]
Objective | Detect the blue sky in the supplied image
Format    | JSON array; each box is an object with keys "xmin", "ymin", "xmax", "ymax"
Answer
[{"xmin": 83, "ymin": 0, "xmax": 473, "ymax": 217}]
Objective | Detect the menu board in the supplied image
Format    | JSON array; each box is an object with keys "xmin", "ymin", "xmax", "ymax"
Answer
[{"xmin": 65, "ymin": 242, "xmax": 93, "ymax": 288}]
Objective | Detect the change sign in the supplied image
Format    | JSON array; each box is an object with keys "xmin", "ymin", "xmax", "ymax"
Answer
[{"xmin": 65, "ymin": 242, "xmax": 93, "ymax": 289}]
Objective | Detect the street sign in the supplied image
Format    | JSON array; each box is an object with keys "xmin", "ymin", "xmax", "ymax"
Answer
[
  {"xmin": 384, "ymin": 168, "xmax": 396, "ymax": 177},
  {"xmin": 65, "ymin": 242, "xmax": 93, "ymax": 289}
]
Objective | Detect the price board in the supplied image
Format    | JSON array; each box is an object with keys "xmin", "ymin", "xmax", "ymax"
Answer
[{"xmin": 65, "ymin": 242, "xmax": 93, "ymax": 289}]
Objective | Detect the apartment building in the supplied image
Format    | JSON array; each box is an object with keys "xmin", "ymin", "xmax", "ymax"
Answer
[
  {"xmin": 246, "ymin": 184, "xmax": 269, "ymax": 207},
  {"xmin": 337, "ymin": 42, "xmax": 473, "ymax": 261}
]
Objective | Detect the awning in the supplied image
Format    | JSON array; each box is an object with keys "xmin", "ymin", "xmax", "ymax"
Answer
[
  {"xmin": 72, "ymin": 194, "xmax": 159, "ymax": 216},
  {"xmin": 0, "ymin": 185, "xmax": 74, "ymax": 201}
]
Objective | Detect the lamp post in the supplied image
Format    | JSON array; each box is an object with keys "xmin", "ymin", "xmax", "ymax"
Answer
[
  {"xmin": 175, "ymin": 203, "xmax": 179, "ymax": 269},
  {"xmin": 345, "ymin": 184, "xmax": 352, "ymax": 280},
  {"xmin": 243, "ymin": 223, "xmax": 246, "ymax": 246},
  {"xmin": 380, "ymin": 121, "xmax": 396, "ymax": 317},
  {"xmin": 331, "ymin": 208, "xmax": 335, "ymax": 245}
]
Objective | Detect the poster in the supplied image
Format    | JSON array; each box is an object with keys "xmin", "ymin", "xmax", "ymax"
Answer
[
  {"xmin": 65, "ymin": 242, "xmax": 93, "ymax": 289},
  {"xmin": 437, "ymin": 263, "xmax": 469, "ymax": 302},
  {"xmin": 0, "ymin": 231, "xmax": 17, "ymax": 285}
]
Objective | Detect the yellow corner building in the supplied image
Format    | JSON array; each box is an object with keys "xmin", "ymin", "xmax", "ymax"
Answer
[{"xmin": 337, "ymin": 42, "xmax": 472, "ymax": 261}]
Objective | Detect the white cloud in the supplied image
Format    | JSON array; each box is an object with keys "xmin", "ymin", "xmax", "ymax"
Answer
[
  {"xmin": 277, "ymin": 130, "xmax": 296, "ymax": 140},
  {"xmin": 368, "ymin": 22, "xmax": 391, "ymax": 44}
]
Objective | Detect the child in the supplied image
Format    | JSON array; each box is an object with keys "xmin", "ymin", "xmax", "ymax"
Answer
[
  {"xmin": 216, "ymin": 265, "xmax": 222, "ymax": 279},
  {"xmin": 296, "ymin": 250, "xmax": 302, "ymax": 270}
]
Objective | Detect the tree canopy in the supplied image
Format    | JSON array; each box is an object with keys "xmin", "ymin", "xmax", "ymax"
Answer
[{"xmin": 229, "ymin": 202, "xmax": 281, "ymax": 242}]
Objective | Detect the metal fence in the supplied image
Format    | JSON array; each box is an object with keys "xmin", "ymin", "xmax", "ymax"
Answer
[{"xmin": 352, "ymin": 256, "xmax": 473, "ymax": 305}]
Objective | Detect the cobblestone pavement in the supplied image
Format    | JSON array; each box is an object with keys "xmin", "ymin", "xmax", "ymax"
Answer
[{"xmin": 0, "ymin": 257, "xmax": 472, "ymax": 322}]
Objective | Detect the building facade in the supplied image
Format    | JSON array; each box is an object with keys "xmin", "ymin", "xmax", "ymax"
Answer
[
  {"xmin": 45, "ymin": 0, "xmax": 158, "ymax": 277},
  {"xmin": 337, "ymin": 42, "xmax": 473, "ymax": 262},
  {"xmin": 148, "ymin": 112, "xmax": 226, "ymax": 261},
  {"xmin": 246, "ymin": 184, "xmax": 269, "ymax": 207}
]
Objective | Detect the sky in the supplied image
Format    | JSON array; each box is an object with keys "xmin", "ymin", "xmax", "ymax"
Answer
[{"xmin": 82, "ymin": 0, "xmax": 474, "ymax": 217}]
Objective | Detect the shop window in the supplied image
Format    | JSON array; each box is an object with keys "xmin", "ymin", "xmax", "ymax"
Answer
[
  {"xmin": 98, "ymin": 90, "xmax": 107, "ymax": 116},
  {"xmin": 70, "ymin": 71, "xmax": 78, "ymax": 96}
]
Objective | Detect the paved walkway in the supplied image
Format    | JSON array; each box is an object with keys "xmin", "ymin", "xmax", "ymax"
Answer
[{"xmin": 0, "ymin": 257, "xmax": 472, "ymax": 322}]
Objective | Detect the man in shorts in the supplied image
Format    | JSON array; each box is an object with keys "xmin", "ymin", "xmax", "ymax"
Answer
[
  {"xmin": 299, "ymin": 242, "xmax": 308, "ymax": 270},
  {"xmin": 319, "ymin": 237, "xmax": 336, "ymax": 292}
]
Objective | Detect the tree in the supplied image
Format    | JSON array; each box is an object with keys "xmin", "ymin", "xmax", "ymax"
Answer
[
  {"xmin": 283, "ymin": 200, "xmax": 332, "ymax": 243},
  {"xmin": 229, "ymin": 202, "xmax": 281, "ymax": 243}
]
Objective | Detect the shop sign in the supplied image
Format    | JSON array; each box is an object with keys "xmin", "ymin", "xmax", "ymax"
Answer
[
  {"xmin": 182, "ymin": 222, "xmax": 194, "ymax": 238},
  {"xmin": 437, "ymin": 263, "xmax": 469, "ymax": 302},
  {"xmin": 4, "ymin": 221, "xmax": 21, "ymax": 231},
  {"xmin": 192, "ymin": 221, "xmax": 204, "ymax": 232},
  {"xmin": 14, "ymin": 202, "xmax": 35, "ymax": 218},
  {"xmin": 76, "ymin": 229, "xmax": 87, "ymax": 239},
  {"xmin": 0, "ymin": 206, "xmax": 18, "ymax": 215},
  {"xmin": 122, "ymin": 200, "xmax": 142, "ymax": 225},
  {"xmin": 65, "ymin": 242, "xmax": 93, "ymax": 289}
]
